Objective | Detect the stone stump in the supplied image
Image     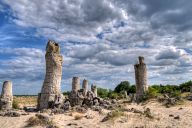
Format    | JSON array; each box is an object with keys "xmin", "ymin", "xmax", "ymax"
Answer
[{"xmin": 0, "ymin": 81, "xmax": 13, "ymax": 110}]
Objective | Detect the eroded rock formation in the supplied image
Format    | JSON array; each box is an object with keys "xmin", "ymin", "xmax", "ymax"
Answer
[
  {"xmin": 37, "ymin": 40, "xmax": 63, "ymax": 110},
  {"xmin": 69, "ymin": 77, "xmax": 98, "ymax": 107},
  {"xmin": 69, "ymin": 77, "xmax": 82, "ymax": 106},
  {"xmin": 134, "ymin": 56, "xmax": 148, "ymax": 102},
  {"xmin": 82, "ymin": 79, "xmax": 88, "ymax": 97},
  {"xmin": 72, "ymin": 77, "xmax": 80, "ymax": 93},
  {"xmin": 91, "ymin": 84, "xmax": 97, "ymax": 97},
  {"xmin": 0, "ymin": 81, "xmax": 13, "ymax": 110}
]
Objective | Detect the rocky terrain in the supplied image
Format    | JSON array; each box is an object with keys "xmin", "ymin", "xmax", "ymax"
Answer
[{"xmin": 0, "ymin": 99, "xmax": 192, "ymax": 128}]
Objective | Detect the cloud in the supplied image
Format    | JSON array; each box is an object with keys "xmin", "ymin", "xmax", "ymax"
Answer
[
  {"xmin": 67, "ymin": 43, "xmax": 110, "ymax": 59},
  {"xmin": 2, "ymin": 0, "xmax": 125, "ymax": 42},
  {"xmin": 156, "ymin": 47, "xmax": 186, "ymax": 60},
  {"xmin": 1, "ymin": 0, "xmax": 192, "ymax": 94}
]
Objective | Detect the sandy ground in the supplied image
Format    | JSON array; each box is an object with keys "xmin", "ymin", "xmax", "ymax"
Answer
[{"xmin": 0, "ymin": 100, "xmax": 192, "ymax": 128}]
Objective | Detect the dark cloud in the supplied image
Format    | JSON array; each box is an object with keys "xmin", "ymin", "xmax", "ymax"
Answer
[
  {"xmin": 156, "ymin": 48, "xmax": 184, "ymax": 60},
  {"xmin": 119, "ymin": 0, "xmax": 192, "ymax": 31}
]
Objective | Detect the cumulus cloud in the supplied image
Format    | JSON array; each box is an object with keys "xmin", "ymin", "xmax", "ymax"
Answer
[
  {"xmin": 2, "ymin": 0, "xmax": 125, "ymax": 42},
  {"xmin": 156, "ymin": 47, "xmax": 186, "ymax": 60},
  {"xmin": 1, "ymin": 0, "xmax": 192, "ymax": 94}
]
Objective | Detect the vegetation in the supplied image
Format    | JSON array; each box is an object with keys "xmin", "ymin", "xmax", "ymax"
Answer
[
  {"xmin": 97, "ymin": 87, "xmax": 109, "ymax": 98},
  {"xmin": 101, "ymin": 109, "xmax": 124, "ymax": 122},
  {"xmin": 13, "ymin": 96, "xmax": 37, "ymax": 107},
  {"xmin": 12, "ymin": 99, "xmax": 20, "ymax": 109},
  {"xmin": 63, "ymin": 91, "xmax": 70, "ymax": 96},
  {"xmin": 62, "ymin": 80, "xmax": 192, "ymax": 100},
  {"xmin": 179, "ymin": 80, "xmax": 192, "ymax": 92},
  {"xmin": 114, "ymin": 81, "xmax": 130, "ymax": 93},
  {"xmin": 27, "ymin": 116, "xmax": 56, "ymax": 127}
]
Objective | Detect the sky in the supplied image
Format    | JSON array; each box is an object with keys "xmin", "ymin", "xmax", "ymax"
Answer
[{"xmin": 0, "ymin": 0, "xmax": 192, "ymax": 95}]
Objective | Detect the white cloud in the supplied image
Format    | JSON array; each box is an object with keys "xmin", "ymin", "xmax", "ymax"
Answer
[{"xmin": 1, "ymin": 0, "xmax": 192, "ymax": 94}]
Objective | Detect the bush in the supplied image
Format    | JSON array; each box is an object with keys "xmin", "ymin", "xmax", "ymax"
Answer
[
  {"xmin": 63, "ymin": 91, "xmax": 70, "ymax": 96},
  {"xmin": 12, "ymin": 100, "xmax": 20, "ymax": 109},
  {"xmin": 101, "ymin": 109, "xmax": 124, "ymax": 122},
  {"xmin": 97, "ymin": 87, "xmax": 109, "ymax": 98},
  {"xmin": 169, "ymin": 91, "xmax": 181, "ymax": 98},
  {"xmin": 27, "ymin": 114, "xmax": 57, "ymax": 127},
  {"xmin": 108, "ymin": 92, "xmax": 119, "ymax": 99},
  {"xmin": 146, "ymin": 87, "xmax": 160, "ymax": 98}
]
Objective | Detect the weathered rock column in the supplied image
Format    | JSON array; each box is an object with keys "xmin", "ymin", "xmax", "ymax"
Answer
[
  {"xmin": 37, "ymin": 40, "xmax": 63, "ymax": 110},
  {"xmin": 134, "ymin": 56, "xmax": 148, "ymax": 102},
  {"xmin": 82, "ymin": 79, "xmax": 88, "ymax": 97},
  {"xmin": 69, "ymin": 77, "xmax": 80, "ymax": 106},
  {"xmin": 72, "ymin": 77, "xmax": 80, "ymax": 93},
  {"xmin": 91, "ymin": 84, "xmax": 97, "ymax": 97},
  {"xmin": 0, "ymin": 81, "xmax": 13, "ymax": 110}
]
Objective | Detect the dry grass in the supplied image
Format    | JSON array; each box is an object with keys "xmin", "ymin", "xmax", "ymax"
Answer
[
  {"xmin": 102, "ymin": 109, "xmax": 125, "ymax": 122},
  {"xmin": 26, "ymin": 114, "xmax": 58, "ymax": 128},
  {"xmin": 13, "ymin": 96, "xmax": 37, "ymax": 108},
  {"xmin": 74, "ymin": 113, "xmax": 84, "ymax": 120}
]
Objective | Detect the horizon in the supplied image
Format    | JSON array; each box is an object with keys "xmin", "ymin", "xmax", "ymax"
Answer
[{"xmin": 0, "ymin": 0, "xmax": 192, "ymax": 95}]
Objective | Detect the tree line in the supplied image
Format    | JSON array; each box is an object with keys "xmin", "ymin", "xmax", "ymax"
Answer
[{"xmin": 97, "ymin": 80, "xmax": 192, "ymax": 99}]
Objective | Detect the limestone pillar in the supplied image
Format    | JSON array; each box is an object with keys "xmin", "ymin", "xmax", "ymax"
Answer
[
  {"xmin": 82, "ymin": 79, "xmax": 88, "ymax": 97},
  {"xmin": 37, "ymin": 40, "xmax": 63, "ymax": 110},
  {"xmin": 134, "ymin": 56, "xmax": 148, "ymax": 102},
  {"xmin": 0, "ymin": 81, "xmax": 13, "ymax": 110},
  {"xmin": 91, "ymin": 84, "xmax": 97, "ymax": 97},
  {"xmin": 72, "ymin": 77, "xmax": 80, "ymax": 93}
]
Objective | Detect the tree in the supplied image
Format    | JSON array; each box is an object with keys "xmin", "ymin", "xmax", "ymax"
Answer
[
  {"xmin": 114, "ymin": 81, "xmax": 130, "ymax": 93},
  {"xmin": 128, "ymin": 85, "xmax": 136, "ymax": 94}
]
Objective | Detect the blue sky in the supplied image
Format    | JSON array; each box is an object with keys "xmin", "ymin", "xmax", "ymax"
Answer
[{"xmin": 0, "ymin": 0, "xmax": 192, "ymax": 95}]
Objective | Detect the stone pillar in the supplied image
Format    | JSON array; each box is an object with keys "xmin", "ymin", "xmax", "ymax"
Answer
[
  {"xmin": 0, "ymin": 81, "xmax": 13, "ymax": 110},
  {"xmin": 82, "ymin": 79, "xmax": 88, "ymax": 97},
  {"xmin": 69, "ymin": 77, "xmax": 80, "ymax": 106},
  {"xmin": 37, "ymin": 40, "xmax": 63, "ymax": 110},
  {"xmin": 91, "ymin": 84, "xmax": 97, "ymax": 97},
  {"xmin": 134, "ymin": 56, "xmax": 148, "ymax": 102},
  {"xmin": 72, "ymin": 77, "xmax": 80, "ymax": 93}
]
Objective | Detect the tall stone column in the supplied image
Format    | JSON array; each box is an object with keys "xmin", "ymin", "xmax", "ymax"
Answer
[
  {"xmin": 82, "ymin": 79, "xmax": 88, "ymax": 97},
  {"xmin": 37, "ymin": 40, "xmax": 63, "ymax": 110},
  {"xmin": 72, "ymin": 77, "xmax": 80, "ymax": 93},
  {"xmin": 0, "ymin": 81, "xmax": 13, "ymax": 110},
  {"xmin": 134, "ymin": 56, "xmax": 148, "ymax": 102},
  {"xmin": 91, "ymin": 84, "xmax": 97, "ymax": 97}
]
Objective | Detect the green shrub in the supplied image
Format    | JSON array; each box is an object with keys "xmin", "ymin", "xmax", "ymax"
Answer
[
  {"xmin": 63, "ymin": 91, "xmax": 70, "ymax": 96},
  {"xmin": 170, "ymin": 91, "xmax": 181, "ymax": 97},
  {"xmin": 147, "ymin": 87, "xmax": 160, "ymax": 98},
  {"xmin": 108, "ymin": 92, "xmax": 119, "ymax": 99},
  {"xmin": 12, "ymin": 100, "xmax": 20, "ymax": 109},
  {"xmin": 97, "ymin": 87, "xmax": 109, "ymax": 98}
]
